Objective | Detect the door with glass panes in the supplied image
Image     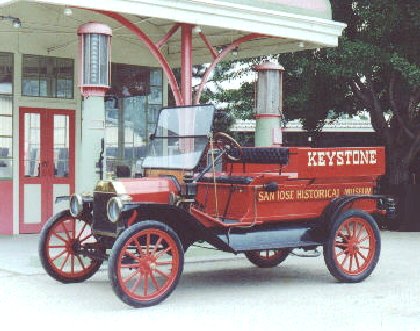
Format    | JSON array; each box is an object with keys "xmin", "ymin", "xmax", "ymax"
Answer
[{"xmin": 19, "ymin": 108, "xmax": 75, "ymax": 233}]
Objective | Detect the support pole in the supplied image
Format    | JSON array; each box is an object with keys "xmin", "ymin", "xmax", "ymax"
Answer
[
  {"xmin": 181, "ymin": 24, "xmax": 193, "ymax": 105},
  {"xmin": 78, "ymin": 97, "xmax": 106, "ymax": 193}
]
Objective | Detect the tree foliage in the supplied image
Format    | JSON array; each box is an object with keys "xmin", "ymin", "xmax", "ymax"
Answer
[
  {"xmin": 199, "ymin": 60, "xmax": 259, "ymax": 120},
  {"xmin": 324, "ymin": 0, "xmax": 420, "ymax": 185},
  {"xmin": 202, "ymin": 0, "xmax": 420, "ymax": 185}
]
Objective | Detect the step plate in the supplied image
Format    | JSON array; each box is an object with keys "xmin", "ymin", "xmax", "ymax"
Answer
[{"xmin": 216, "ymin": 224, "xmax": 323, "ymax": 252}]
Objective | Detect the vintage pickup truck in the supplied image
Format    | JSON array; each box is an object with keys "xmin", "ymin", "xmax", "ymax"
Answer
[{"xmin": 39, "ymin": 104, "xmax": 394, "ymax": 307}]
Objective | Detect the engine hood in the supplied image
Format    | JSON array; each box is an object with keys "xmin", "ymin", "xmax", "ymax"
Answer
[{"xmin": 94, "ymin": 177, "xmax": 179, "ymax": 204}]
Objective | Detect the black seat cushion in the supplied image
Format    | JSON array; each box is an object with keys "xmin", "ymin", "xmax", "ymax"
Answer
[
  {"xmin": 198, "ymin": 175, "xmax": 253, "ymax": 185},
  {"xmin": 229, "ymin": 147, "xmax": 289, "ymax": 164}
]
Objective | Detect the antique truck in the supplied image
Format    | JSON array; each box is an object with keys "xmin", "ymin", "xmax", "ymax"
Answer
[{"xmin": 39, "ymin": 104, "xmax": 394, "ymax": 307}]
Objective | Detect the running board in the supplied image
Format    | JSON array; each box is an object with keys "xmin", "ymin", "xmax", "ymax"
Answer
[{"xmin": 215, "ymin": 224, "xmax": 323, "ymax": 253}]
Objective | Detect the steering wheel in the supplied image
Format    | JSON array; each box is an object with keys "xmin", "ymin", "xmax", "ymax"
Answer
[{"xmin": 212, "ymin": 132, "xmax": 242, "ymax": 161}]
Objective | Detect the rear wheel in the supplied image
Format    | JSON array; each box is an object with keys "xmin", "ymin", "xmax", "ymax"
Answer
[
  {"xmin": 245, "ymin": 249, "xmax": 290, "ymax": 268},
  {"xmin": 323, "ymin": 210, "xmax": 381, "ymax": 283},
  {"xmin": 39, "ymin": 211, "xmax": 103, "ymax": 283},
  {"xmin": 108, "ymin": 221, "xmax": 184, "ymax": 307}
]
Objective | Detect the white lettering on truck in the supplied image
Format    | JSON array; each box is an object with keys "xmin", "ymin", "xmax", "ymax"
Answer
[{"xmin": 307, "ymin": 150, "xmax": 377, "ymax": 167}]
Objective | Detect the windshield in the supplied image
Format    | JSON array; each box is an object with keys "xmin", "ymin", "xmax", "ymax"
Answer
[{"xmin": 142, "ymin": 104, "xmax": 215, "ymax": 170}]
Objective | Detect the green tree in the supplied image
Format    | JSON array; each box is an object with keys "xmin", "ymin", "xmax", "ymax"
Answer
[
  {"xmin": 204, "ymin": 1, "xmax": 419, "ymax": 186},
  {"xmin": 199, "ymin": 60, "xmax": 258, "ymax": 120},
  {"xmin": 324, "ymin": 0, "xmax": 420, "ymax": 184}
]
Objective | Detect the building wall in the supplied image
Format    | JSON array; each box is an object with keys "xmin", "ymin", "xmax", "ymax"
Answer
[
  {"xmin": 0, "ymin": 27, "xmax": 168, "ymax": 234},
  {"xmin": 11, "ymin": 52, "xmax": 81, "ymax": 234}
]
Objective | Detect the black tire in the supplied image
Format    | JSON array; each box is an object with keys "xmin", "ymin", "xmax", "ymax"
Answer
[
  {"xmin": 323, "ymin": 209, "xmax": 381, "ymax": 283},
  {"xmin": 39, "ymin": 210, "xmax": 103, "ymax": 283},
  {"xmin": 108, "ymin": 221, "xmax": 184, "ymax": 307},
  {"xmin": 245, "ymin": 249, "xmax": 290, "ymax": 268}
]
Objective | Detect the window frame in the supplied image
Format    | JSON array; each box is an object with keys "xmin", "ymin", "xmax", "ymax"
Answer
[
  {"xmin": 0, "ymin": 52, "xmax": 14, "ymax": 180},
  {"xmin": 21, "ymin": 54, "xmax": 74, "ymax": 99}
]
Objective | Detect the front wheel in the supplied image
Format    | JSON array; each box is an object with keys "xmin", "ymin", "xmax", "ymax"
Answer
[
  {"xmin": 108, "ymin": 221, "xmax": 184, "ymax": 307},
  {"xmin": 323, "ymin": 210, "xmax": 381, "ymax": 283},
  {"xmin": 245, "ymin": 249, "xmax": 290, "ymax": 268},
  {"xmin": 39, "ymin": 211, "xmax": 103, "ymax": 283}
]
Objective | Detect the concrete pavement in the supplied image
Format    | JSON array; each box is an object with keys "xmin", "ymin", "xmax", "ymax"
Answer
[{"xmin": 0, "ymin": 231, "xmax": 419, "ymax": 330}]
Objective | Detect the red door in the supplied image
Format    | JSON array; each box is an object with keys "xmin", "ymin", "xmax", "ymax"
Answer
[{"xmin": 19, "ymin": 107, "xmax": 75, "ymax": 234}]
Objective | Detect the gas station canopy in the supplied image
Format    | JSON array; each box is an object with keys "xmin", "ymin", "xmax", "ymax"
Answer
[
  {"xmin": 0, "ymin": 0, "xmax": 347, "ymax": 234},
  {"xmin": 0, "ymin": 0, "xmax": 345, "ymax": 64}
]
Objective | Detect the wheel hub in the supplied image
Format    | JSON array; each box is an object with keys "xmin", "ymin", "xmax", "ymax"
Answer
[
  {"xmin": 139, "ymin": 256, "xmax": 157, "ymax": 273},
  {"xmin": 65, "ymin": 239, "xmax": 79, "ymax": 255},
  {"xmin": 347, "ymin": 238, "xmax": 359, "ymax": 255}
]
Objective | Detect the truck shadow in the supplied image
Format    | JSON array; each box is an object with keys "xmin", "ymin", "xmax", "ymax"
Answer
[
  {"xmin": 40, "ymin": 261, "xmax": 336, "ymax": 311},
  {"xmin": 180, "ymin": 263, "xmax": 331, "ymax": 289}
]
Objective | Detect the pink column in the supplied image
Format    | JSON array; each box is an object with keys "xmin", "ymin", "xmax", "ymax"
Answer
[
  {"xmin": 181, "ymin": 24, "xmax": 193, "ymax": 105},
  {"xmin": 179, "ymin": 24, "xmax": 194, "ymax": 160},
  {"xmin": 0, "ymin": 180, "xmax": 13, "ymax": 234}
]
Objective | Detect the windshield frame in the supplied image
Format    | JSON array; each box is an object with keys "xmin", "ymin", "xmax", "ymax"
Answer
[
  {"xmin": 152, "ymin": 103, "xmax": 215, "ymax": 139},
  {"xmin": 142, "ymin": 104, "xmax": 215, "ymax": 171}
]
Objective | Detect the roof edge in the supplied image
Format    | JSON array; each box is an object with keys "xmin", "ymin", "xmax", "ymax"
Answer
[{"xmin": 16, "ymin": 0, "xmax": 345, "ymax": 46}]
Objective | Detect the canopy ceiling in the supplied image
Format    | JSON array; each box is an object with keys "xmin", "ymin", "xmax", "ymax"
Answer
[{"xmin": 0, "ymin": 0, "xmax": 345, "ymax": 66}]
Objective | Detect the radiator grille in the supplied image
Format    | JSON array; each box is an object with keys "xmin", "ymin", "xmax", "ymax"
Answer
[{"xmin": 92, "ymin": 191, "xmax": 117, "ymax": 234}]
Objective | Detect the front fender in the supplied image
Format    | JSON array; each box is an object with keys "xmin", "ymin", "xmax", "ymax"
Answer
[{"xmin": 120, "ymin": 203, "xmax": 233, "ymax": 252}]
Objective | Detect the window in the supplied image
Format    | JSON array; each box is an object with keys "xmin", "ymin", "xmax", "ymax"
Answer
[
  {"xmin": 0, "ymin": 52, "xmax": 13, "ymax": 179},
  {"xmin": 53, "ymin": 115, "xmax": 70, "ymax": 177},
  {"xmin": 105, "ymin": 64, "xmax": 163, "ymax": 176},
  {"xmin": 22, "ymin": 55, "xmax": 74, "ymax": 98}
]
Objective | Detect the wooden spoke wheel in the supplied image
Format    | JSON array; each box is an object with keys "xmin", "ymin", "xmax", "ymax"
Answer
[
  {"xmin": 323, "ymin": 210, "xmax": 381, "ymax": 283},
  {"xmin": 245, "ymin": 249, "xmax": 290, "ymax": 268},
  {"xmin": 108, "ymin": 221, "xmax": 184, "ymax": 307},
  {"xmin": 39, "ymin": 211, "xmax": 103, "ymax": 283}
]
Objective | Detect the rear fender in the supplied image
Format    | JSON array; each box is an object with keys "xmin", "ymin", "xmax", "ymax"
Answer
[{"xmin": 321, "ymin": 195, "xmax": 392, "ymax": 236}]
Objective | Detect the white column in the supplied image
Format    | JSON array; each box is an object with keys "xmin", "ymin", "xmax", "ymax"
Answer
[{"xmin": 77, "ymin": 97, "xmax": 105, "ymax": 194}]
